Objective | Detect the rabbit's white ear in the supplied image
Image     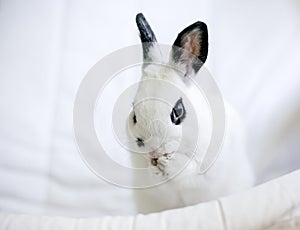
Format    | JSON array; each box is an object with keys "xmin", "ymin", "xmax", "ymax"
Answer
[
  {"xmin": 136, "ymin": 13, "xmax": 162, "ymax": 63},
  {"xmin": 170, "ymin": 21, "xmax": 208, "ymax": 77}
]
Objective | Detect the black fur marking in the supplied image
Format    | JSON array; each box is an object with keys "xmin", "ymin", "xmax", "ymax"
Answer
[
  {"xmin": 136, "ymin": 13, "xmax": 157, "ymax": 43},
  {"xmin": 170, "ymin": 98, "xmax": 186, "ymax": 125},
  {"xmin": 133, "ymin": 112, "xmax": 137, "ymax": 124},
  {"xmin": 172, "ymin": 21, "xmax": 208, "ymax": 74},
  {"xmin": 136, "ymin": 137, "xmax": 144, "ymax": 147},
  {"xmin": 136, "ymin": 13, "xmax": 157, "ymax": 60}
]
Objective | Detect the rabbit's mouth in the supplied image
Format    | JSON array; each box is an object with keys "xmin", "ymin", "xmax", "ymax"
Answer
[
  {"xmin": 149, "ymin": 151, "xmax": 174, "ymax": 166},
  {"xmin": 149, "ymin": 152, "xmax": 175, "ymax": 177},
  {"xmin": 150, "ymin": 157, "xmax": 159, "ymax": 166}
]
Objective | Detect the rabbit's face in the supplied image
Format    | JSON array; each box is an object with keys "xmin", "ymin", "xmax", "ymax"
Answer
[
  {"xmin": 128, "ymin": 99, "xmax": 182, "ymax": 159},
  {"xmin": 127, "ymin": 65, "xmax": 185, "ymax": 161},
  {"xmin": 128, "ymin": 13, "xmax": 208, "ymax": 175}
]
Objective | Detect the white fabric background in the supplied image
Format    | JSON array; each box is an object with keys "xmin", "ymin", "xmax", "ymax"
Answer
[{"xmin": 0, "ymin": 0, "xmax": 300, "ymax": 217}]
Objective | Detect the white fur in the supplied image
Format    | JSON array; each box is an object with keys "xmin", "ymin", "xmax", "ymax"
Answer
[{"xmin": 127, "ymin": 57, "xmax": 254, "ymax": 214}]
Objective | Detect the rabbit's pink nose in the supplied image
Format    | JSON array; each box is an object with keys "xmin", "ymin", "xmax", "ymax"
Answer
[{"xmin": 149, "ymin": 151, "xmax": 158, "ymax": 159}]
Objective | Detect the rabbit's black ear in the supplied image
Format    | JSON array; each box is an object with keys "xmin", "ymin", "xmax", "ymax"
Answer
[
  {"xmin": 136, "ymin": 13, "xmax": 162, "ymax": 62},
  {"xmin": 170, "ymin": 21, "xmax": 208, "ymax": 76}
]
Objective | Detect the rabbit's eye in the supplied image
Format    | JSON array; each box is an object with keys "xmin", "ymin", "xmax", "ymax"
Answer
[
  {"xmin": 171, "ymin": 98, "xmax": 186, "ymax": 125},
  {"xmin": 136, "ymin": 137, "xmax": 144, "ymax": 147},
  {"xmin": 133, "ymin": 112, "xmax": 137, "ymax": 124}
]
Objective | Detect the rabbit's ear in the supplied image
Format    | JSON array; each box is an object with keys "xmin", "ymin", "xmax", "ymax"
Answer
[
  {"xmin": 136, "ymin": 13, "xmax": 162, "ymax": 62},
  {"xmin": 170, "ymin": 21, "xmax": 208, "ymax": 77}
]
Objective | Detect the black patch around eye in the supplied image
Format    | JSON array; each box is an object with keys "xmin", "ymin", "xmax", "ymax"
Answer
[
  {"xmin": 136, "ymin": 137, "xmax": 144, "ymax": 147},
  {"xmin": 170, "ymin": 98, "xmax": 186, "ymax": 125},
  {"xmin": 133, "ymin": 112, "xmax": 137, "ymax": 124}
]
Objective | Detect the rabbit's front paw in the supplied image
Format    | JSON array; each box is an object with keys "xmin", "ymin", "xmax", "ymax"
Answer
[{"xmin": 150, "ymin": 156, "xmax": 170, "ymax": 177}]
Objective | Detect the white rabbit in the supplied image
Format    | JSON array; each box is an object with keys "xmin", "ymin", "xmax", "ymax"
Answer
[{"xmin": 127, "ymin": 13, "xmax": 254, "ymax": 214}]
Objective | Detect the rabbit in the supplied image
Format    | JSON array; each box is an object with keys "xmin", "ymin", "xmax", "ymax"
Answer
[{"xmin": 127, "ymin": 13, "xmax": 254, "ymax": 214}]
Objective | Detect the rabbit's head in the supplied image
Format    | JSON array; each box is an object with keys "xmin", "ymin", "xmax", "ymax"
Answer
[{"xmin": 127, "ymin": 13, "xmax": 208, "ymax": 175}]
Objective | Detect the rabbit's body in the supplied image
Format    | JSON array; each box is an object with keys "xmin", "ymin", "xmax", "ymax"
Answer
[
  {"xmin": 128, "ymin": 13, "xmax": 254, "ymax": 213},
  {"xmin": 133, "ymin": 101, "xmax": 254, "ymax": 213}
]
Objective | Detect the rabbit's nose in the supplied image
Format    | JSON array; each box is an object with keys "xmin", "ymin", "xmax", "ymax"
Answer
[
  {"xmin": 149, "ymin": 148, "xmax": 165, "ymax": 158},
  {"xmin": 149, "ymin": 150, "xmax": 158, "ymax": 158}
]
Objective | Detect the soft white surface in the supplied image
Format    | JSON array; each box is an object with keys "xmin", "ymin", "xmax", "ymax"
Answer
[
  {"xmin": 0, "ymin": 0, "xmax": 300, "ymax": 218},
  {"xmin": 1, "ymin": 170, "xmax": 300, "ymax": 229}
]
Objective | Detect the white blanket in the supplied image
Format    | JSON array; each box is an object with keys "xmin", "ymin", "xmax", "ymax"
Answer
[{"xmin": 1, "ymin": 170, "xmax": 300, "ymax": 229}]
